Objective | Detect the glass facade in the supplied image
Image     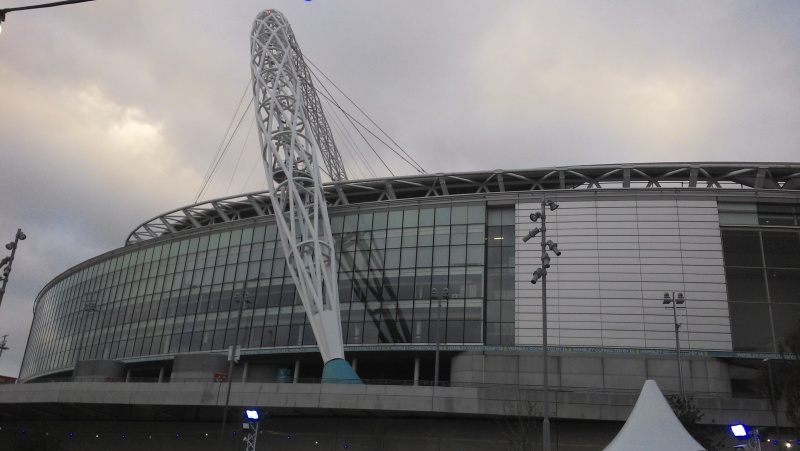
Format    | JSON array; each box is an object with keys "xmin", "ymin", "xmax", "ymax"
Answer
[
  {"xmin": 484, "ymin": 208, "xmax": 516, "ymax": 345},
  {"xmin": 21, "ymin": 203, "xmax": 487, "ymax": 380},
  {"xmin": 21, "ymin": 195, "xmax": 800, "ymax": 380},
  {"xmin": 722, "ymin": 204, "xmax": 800, "ymax": 352}
]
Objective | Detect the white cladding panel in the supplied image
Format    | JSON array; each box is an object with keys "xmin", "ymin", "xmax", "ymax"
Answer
[{"xmin": 516, "ymin": 198, "xmax": 732, "ymax": 351}]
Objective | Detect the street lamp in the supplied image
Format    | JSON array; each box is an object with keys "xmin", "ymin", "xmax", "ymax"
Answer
[
  {"xmin": 523, "ymin": 198, "xmax": 562, "ymax": 451},
  {"xmin": 663, "ymin": 292, "xmax": 686, "ymax": 396},
  {"xmin": 431, "ymin": 287, "xmax": 448, "ymax": 387},
  {"xmin": 1, "ymin": 0, "xmax": 95, "ymax": 34},
  {"xmin": 243, "ymin": 409, "xmax": 261, "ymax": 451},
  {"xmin": 731, "ymin": 424, "xmax": 762, "ymax": 451},
  {"xmin": 0, "ymin": 228, "xmax": 26, "ymax": 310},
  {"xmin": 72, "ymin": 299, "xmax": 99, "ymax": 381}
]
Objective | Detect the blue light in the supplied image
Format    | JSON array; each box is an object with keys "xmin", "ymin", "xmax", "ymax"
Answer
[
  {"xmin": 246, "ymin": 409, "xmax": 260, "ymax": 420},
  {"xmin": 731, "ymin": 424, "xmax": 747, "ymax": 437}
]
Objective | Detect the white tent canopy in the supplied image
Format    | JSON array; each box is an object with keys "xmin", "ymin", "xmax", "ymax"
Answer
[{"xmin": 603, "ymin": 380, "xmax": 706, "ymax": 451}]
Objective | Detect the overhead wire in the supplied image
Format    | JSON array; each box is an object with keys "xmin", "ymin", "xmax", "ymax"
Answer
[
  {"xmin": 321, "ymin": 95, "xmax": 374, "ymax": 179},
  {"xmin": 306, "ymin": 57, "xmax": 426, "ymax": 174},
  {"xmin": 195, "ymin": 79, "xmax": 252, "ymax": 203},
  {"xmin": 310, "ymin": 74, "xmax": 424, "ymax": 175},
  {"xmin": 225, "ymin": 115, "xmax": 256, "ymax": 197},
  {"xmin": 306, "ymin": 66, "xmax": 395, "ymax": 177},
  {"xmin": 198, "ymin": 55, "xmax": 424, "ymax": 201}
]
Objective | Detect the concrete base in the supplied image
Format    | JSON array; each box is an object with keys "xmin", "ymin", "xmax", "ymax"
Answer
[
  {"xmin": 451, "ymin": 351, "xmax": 731, "ymax": 396},
  {"xmin": 322, "ymin": 358, "xmax": 361, "ymax": 384}
]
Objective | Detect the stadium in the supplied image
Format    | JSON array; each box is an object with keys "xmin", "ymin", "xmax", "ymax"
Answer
[
  {"xmin": 3, "ymin": 162, "xmax": 798, "ymax": 450},
  {"xmin": 1, "ymin": 7, "xmax": 799, "ymax": 451}
]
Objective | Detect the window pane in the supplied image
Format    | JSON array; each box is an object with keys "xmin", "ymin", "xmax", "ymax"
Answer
[
  {"xmin": 486, "ymin": 323, "xmax": 501, "ymax": 345},
  {"xmin": 773, "ymin": 304, "xmax": 800, "ymax": 347},
  {"xmin": 446, "ymin": 320, "xmax": 464, "ymax": 342},
  {"xmin": 468, "ymin": 205, "xmax": 485, "ymax": 224},
  {"xmin": 451, "ymin": 206, "xmax": 469, "ymax": 225},
  {"xmin": 467, "ymin": 245, "xmax": 484, "ymax": 266},
  {"xmin": 416, "ymin": 247, "xmax": 433, "ymax": 267},
  {"xmin": 372, "ymin": 212, "xmax": 388, "ymax": 230},
  {"xmin": 387, "ymin": 211, "xmax": 403, "ymax": 229},
  {"xmin": 401, "ymin": 228, "xmax": 418, "ymax": 248},
  {"xmin": 400, "ymin": 248, "xmax": 417, "ymax": 268},
  {"xmin": 721, "ymin": 231, "xmax": 763, "ymax": 267},
  {"xmin": 450, "ymin": 246, "xmax": 467, "ymax": 266},
  {"xmin": 487, "ymin": 226, "xmax": 504, "ymax": 246},
  {"xmin": 451, "ymin": 225, "xmax": 468, "ymax": 246},
  {"xmin": 402, "ymin": 209, "xmax": 418, "ymax": 228},
  {"xmin": 729, "ymin": 303, "xmax": 773, "ymax": 352},
  {"xmin": 486, "ymin": 301, "xmax": 501, "ymax": 322},
  {"xmin": 417, "ymin": 227, "xmax": 434, "ymax": 246},
  {"xmin": 432, "ymin": 246, "xmax": 449, "ymax": 267},
  {"xmin": 758, "ymin": 204, "xmax": 796, "ymax": 226},
  {"xmin": 726, "ymin": 267, "xmax": 767, "ymax": 303},
  {"xmin": 358, "ymin": 213, "xmax": 373, "ymax": 231},
  {"xmin": 464, "ymin": 321, "xmax": 482, "ymax": 343},
  {"xmin": 767, "ymin": 269, "xmax": 800, "ymax": 304},
  {"xmin": 763, "ymin": 231, "xmax": 800, "ymax": 269},
  {"xmin": 343, "ymin": 215, "xmax": 358, "ymax": 233},
  {"xmin": 419, "ymin": 209, "xmax": 435, "ymax": 227},
  {"xmin": 435, "ymin": 207, "xmax": 451, "ymax": 226}
]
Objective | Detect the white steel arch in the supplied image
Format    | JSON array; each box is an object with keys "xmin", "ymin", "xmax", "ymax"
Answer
[{"xmin": 249, "ymin": 9, "xmax": 346, "ymax": 365}]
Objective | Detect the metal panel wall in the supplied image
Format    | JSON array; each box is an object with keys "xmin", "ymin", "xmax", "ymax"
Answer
[{"xmin": 516, "ymin": 197, "xmax": 732, "ymax": 351}]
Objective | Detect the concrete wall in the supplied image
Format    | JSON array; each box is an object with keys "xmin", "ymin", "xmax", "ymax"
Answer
[
  {"xmin": 450, "ymin": 351, "xmax": 731, "ymax": 395},
  {"xmin": 0, "ymin": 378, "xmax": 781, "ymax": 426}
]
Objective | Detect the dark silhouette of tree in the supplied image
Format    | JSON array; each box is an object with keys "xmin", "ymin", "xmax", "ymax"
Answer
[
  {"xmin": 667, "ymin": 395, "xmax": 724, "ymax": 451},
  {"xmin": 496, "ymin": 388, "xmax": 541, "ymax": 451},
  {"xmin": 779, "ymin": 318, "xmax": 800, "ymax": 429}
]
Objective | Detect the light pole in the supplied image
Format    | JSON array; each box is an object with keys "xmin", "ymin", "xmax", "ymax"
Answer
[
  {"xmin": 762, "ymin": 358, "xmax": 780, "ymax": 447},
  {"xmin": 71, "ymin": 299, "xmax": 99, "ymax": 381},
  {"xmin": 0, "ymin": 228, "xmax": 26, "ymax": 310},
  {"xmin": 219, "ymin": 290, "xmax": 251, "ymax": 448},
  {"xmin": 0, "ymin": 334, "xmax": 8, "ymax": 360},
  {"xmin": 1, "ymin": 0, "xmax": 95, "ymax": 34},
  {"xmin": 243, "ymin": 409, "xmax": 261, "ymax": 451},
  {"xmin": 431, "ymin": 287, "xmax": 448, "ymax": 387},
  {"xmin": 663, "ymin": 292, "xmax": 686, "ymax": 397},
  {"xmin": 523, "ymin": 199, "xmax": 562, "ymax": 451}
]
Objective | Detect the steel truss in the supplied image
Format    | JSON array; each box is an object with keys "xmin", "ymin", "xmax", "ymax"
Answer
[
  {"xmin": 248, "ymin": 9, "xmax": 344, "ymax": 363},
  {"xmin": 127, "ymin": 162, "xmax": 800, "ymax": 245}
]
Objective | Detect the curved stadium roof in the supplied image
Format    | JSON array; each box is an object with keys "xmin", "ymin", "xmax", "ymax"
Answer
[{"xmin": 127, "ymin": 162, "xmax": 800, "ymax": 246}]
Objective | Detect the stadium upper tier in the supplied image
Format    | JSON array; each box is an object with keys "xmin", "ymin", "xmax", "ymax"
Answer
[{"xmin": 127, "ymin": 162, "xmax": 800, "ymax": 246}]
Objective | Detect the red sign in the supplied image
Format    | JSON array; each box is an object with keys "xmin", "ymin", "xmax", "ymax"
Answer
[{"xmin": 214, "ymin": 373, "xmax": 228, "ymax": 383}]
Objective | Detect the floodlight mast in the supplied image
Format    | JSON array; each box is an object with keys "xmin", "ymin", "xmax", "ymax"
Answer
[{"xmin": 249, "ymin": 9, "xmax": 354, "ymax": 376}]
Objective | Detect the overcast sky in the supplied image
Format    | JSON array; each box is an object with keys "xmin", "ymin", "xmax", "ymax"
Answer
[{"xmin": 0, "ymin": 0, "xmax": 798, "ymax": 377}]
